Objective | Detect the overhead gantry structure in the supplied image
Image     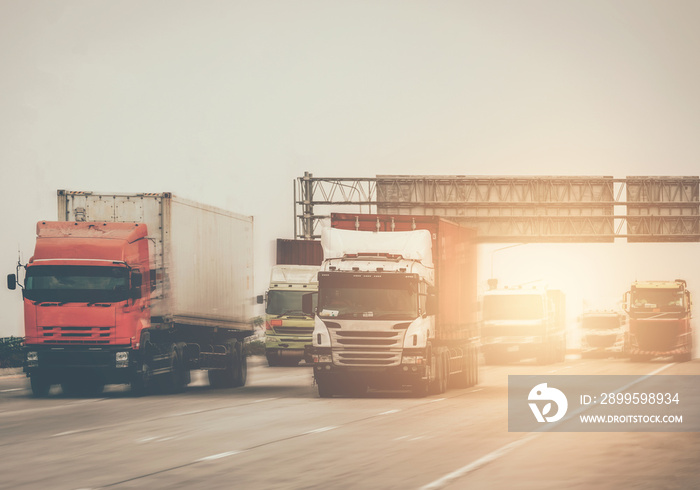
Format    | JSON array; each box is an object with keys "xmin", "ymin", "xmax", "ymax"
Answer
[{"xmin": 294, "ymin": 172, "xmax": 699, "ymax": 243}]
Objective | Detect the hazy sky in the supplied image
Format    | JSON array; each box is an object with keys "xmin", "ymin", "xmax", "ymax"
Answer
[{"xmin": 1, "ymin": 1, "xmax": 699, "ymax": 337}]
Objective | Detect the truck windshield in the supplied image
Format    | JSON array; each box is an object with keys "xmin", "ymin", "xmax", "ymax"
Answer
[
  {"xmin": 631, "ymin": 288, "xmax": 684, "ymax": 311},
  {"xmin": 582, "ymin": 316, "xmax": 621, "ymax": 330},
  {"xmin": 24, "ymin": 265, "xmax": 130, "ymax": 304},
  {"xmin": 318, "ymin": 273, "xmax": 418, "ymax": 320},
  {"xmin": 483, "ymin": 294, "xmax": 544, "ymax": 321},
  {"xmin": 267, "ymin": 290, "xmax": 317, "ymax": 316}
]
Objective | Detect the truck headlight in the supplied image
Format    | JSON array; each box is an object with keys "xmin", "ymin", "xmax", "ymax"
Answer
[
  {"xmin": 402, "ymin": 356, "xmax": 425, "ymax": 365},
  {"xmin": 312, "ymin": 354, "xmax": 332, "ymax": 363},
  {"xmin": 26, "ymin": 351, "xmax": 38, "ymax": 367},
  {"xmin": 116, "ymin": 351, "xmax": 129, "ymax": 368}
]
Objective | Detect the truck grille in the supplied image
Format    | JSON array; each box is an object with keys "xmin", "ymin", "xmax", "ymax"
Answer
[
  {"xmin": 40, "ymin": 326, "xmax": 114, "ymax": 343},
  {"xmin": 329, "ymin": 329, "xmax": 405, "ymax": 367}
]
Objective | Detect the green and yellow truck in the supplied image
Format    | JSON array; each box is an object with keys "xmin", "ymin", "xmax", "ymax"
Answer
[{"xmin": 259, "ymin": 265, "xmax": 319, "ymax": 366}]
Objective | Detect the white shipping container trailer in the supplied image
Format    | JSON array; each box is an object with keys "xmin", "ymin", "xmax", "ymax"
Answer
[{"xmin": 58, "ymin": 190, "xmax": 254, "ymax": 328}]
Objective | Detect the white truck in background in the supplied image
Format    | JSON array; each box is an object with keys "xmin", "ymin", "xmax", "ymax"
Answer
[
  {"xmin": 481, "ymin": 284, "xmax": 566, "ymax": 365},
  {"xmin": 579, "ymin": 310, "xmax": 627, "ymax": 358}
]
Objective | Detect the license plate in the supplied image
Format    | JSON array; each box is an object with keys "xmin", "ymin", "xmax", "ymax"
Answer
[{"xmin": 507, "ymin": 346, "xmax": 520, "ymax": 352}]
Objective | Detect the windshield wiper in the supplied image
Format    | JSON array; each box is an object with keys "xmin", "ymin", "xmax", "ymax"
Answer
[
  {"xmin": 37, "ymin": 301, "xmax": 66, "ymax": 307},
  {"xmin": 87, "ymin": 302, "xmax": 113, "ymax": 307},
  {"xmin": 276, "ymin": 309, "xmax": 307, "ymax": 318}
]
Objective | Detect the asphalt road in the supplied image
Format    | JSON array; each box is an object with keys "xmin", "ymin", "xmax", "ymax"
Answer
[{"xmin": 0, "ymin": 356, "xmax": 698, "ymax": 489}]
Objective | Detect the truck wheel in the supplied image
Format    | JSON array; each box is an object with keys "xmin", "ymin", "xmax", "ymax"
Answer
[
  {"xmin": 161, "ymin": 345, "xmax": 187, "ymax": 394},
  {"xmin": 132, "ymin": 360, "xmax": 154, "ymax": 396},
  {"xmin": 232, "ymin": 348, "xmax": 247, "ymax": 388},
  {"xmin": 30, "ymin": 374, "xmax": 51, "ymax": 397},
  {"xmin": 430, "ymin": 354, "xmax": 447, "ymax": 395}
]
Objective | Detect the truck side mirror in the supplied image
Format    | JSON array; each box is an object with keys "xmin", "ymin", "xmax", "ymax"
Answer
[
  {"xmin": 426, "ymin": 287, "xmax": 437, "ymax": 315},
  {"xmin": 622, "ymin": 291, "xmax": 630, "ymax": 312},
  {"xmin": 256, "ymin": 294, "xmax": 264, "ymax": 305},
  {"xmin": 302, "ymin": 292, "xmax": 315, "ymax": 316},
  {"xmin": 7, "ymin": 273, "xmax": 16, "ymax": 290}
]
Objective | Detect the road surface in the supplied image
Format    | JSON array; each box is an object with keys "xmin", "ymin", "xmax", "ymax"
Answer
[{"xmin": 0, "ymin": 356, "xmax": 697, "ymax": 489}]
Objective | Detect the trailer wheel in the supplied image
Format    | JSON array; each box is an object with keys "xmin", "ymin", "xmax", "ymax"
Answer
[
  {"xmin": 232, "ymin": 345, "xmax": 247, "ymax": 388},
  {"xmin": 30, "ymin": 374, "xmax": 51, "ymax": 398}
]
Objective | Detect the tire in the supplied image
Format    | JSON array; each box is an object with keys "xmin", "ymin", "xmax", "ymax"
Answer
[
  {"xmin": 30, "ymin": 374, "xmax": 51, "ymax": 398},
  {"xmin": 132, "ymin": 358, "xmax": 154, "ymax": 396},
  {"xmin": 233, "ymin": 347, "xmax": 247, "ymax": 388},
  {"xmin": 430, "ymin": 353, "xmax": 447, "ymax": 395},
  {"xmin": 161, "ymin": 345, "xmax": 187, "ymax": 394}
]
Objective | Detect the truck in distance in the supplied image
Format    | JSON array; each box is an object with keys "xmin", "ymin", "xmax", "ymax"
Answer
[
  {"xmin": 579, "ymin": 310, "xmax": 627, "ymax": 358},
  {"xmin": 7, "ymin": 191, "xmax": 254, "ymax": 396},
  {"xmin": 623, "ymin": 279, "xmax": 693, "ymax": 362},
  {"xmin": 305, "ymin": 213, "xmax": 480, "ymax": 397},
  {"xmin": 481, "ymin": 284, "xmax": 566, "ymax": 365},
  {"xmin": 258, "ymin": 264, "xmax": 319, "ymax": 366}
]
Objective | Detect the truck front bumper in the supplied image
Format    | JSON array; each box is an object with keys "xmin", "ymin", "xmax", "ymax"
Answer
[
  {"xmin": 24, "ymin": 345, "xmax": 138, "ymax": 384},
  {"xmin": 265, "ymin": 334, "xmax": 312, "ymax": 360},
  {"xmin": 307, "ymin": 346, "xmax": 428, "ymax": 388}
]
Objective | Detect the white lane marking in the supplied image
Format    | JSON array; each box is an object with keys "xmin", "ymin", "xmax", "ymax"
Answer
[
  {"xmin": 379, "ymin": 409, "xmax": 400, "ymax": 415},
  {"xmin": 394, "ymin": 435, "xmax": 409, "ymax": 441},
  {"xmin": 254, "ymin": 398, "xmax": 279, "ymax": 403},
  {"xmin": 197, "ymin": 450, "xmax": 241, "ymax": 462},
  {"xmin": 420, "ymin": 362, "xmax": 676, "ymax": 489},
  {"xmin": 305, "ymin": 426, "xmax": 338, "ymax": 434},
  {"xmin": 429, "ymin": 397, "xmax": 446, "ymax": 403},
  {"xmin": 421, "ymin": 433, "xmax": 539, "ymax": 489},
  {"xmin": 52, "ymin": 430, "xmax": 85, "ymax": 437},
  {"xmin": 0, "ymin": 388, "xmax": 22, "ymax": 392}
]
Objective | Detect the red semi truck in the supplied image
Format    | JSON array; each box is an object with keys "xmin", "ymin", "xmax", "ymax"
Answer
[
  {"xmin": 306, "ymin": 213, "xmax": 480, "ymax": 397},
  {"xmin": 623, "ymin": 279, "xmax": 693, "ymax": 362},
  {"xmin": 7, "ymin": 191, "xmax": 254, "ymax": 396}
]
